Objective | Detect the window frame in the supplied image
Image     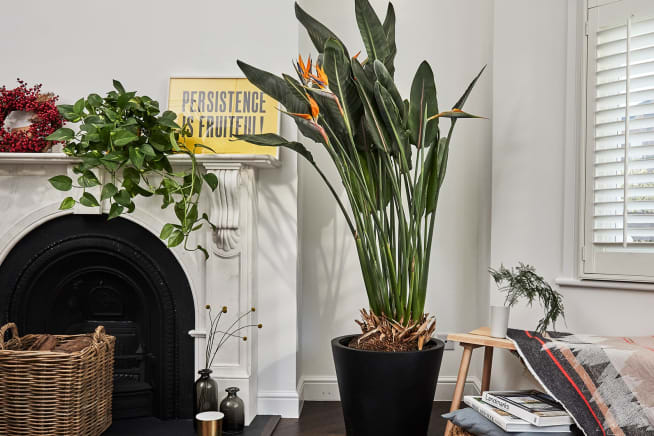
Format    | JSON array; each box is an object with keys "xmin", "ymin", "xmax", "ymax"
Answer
[{"xmin": 581, "ymin": 0, "xmax": 654, "ymax": 282}]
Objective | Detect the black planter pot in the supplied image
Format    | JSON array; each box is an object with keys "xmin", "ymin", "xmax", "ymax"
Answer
[{"xmin": 331, "ymin": 335, "xmax": 444, "ymax": 436}]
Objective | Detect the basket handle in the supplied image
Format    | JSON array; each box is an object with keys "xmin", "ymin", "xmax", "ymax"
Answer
[
  {"xmin": 0, "ymin": 323, "xmax": 19, "ymax": 350},
  {"xmin": 92, "ymin": 325, "xmax": 107, "ymax": 343}
]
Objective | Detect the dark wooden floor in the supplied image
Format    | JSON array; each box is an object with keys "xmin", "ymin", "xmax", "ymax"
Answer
[
  {"xmin": 272, "ymin": 401, "xmax": 450, "ymax": 436},
  {"xmin": 104, "ymin": 415, "xmax": 279, "ymax": 435}
]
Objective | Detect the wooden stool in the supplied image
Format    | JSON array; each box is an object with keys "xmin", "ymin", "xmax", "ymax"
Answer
[{"xmin": 443, "ymin": 327, "xmax": 516, "ymax": 436}]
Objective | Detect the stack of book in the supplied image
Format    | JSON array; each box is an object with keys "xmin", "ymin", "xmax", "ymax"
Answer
[{"xmin": 464, "ymin": 390, "xmax": 573, "ymax": 433}]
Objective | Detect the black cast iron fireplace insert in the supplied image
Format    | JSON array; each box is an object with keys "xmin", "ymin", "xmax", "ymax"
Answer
[{"xmin": 0, "ymin": 214, "xmax": 195, "ymax": 420}]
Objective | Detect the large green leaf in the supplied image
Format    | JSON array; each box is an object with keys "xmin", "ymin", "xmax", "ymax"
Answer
[
  {"xmin": 87, "ymin": 93, "xmax": 103, "ymax": 108},
  {"xmin": 323, "ymin": 38, "xmax": 362, "ymax": 133},
  {"xmin": 112, "ymin": 129, "xmax": 138, "ymax": 146},
  {"xmin": 423, "ymin": 137, "xmax": 446, "ymax": 214},
  {"xmin": 282, "ymin": 74, "xmax": 312, "ymax": 107},
  {"xmin": 107, "ymin": 203, "xmax": 123, "ymax": 220},
  {"xmin": 237, "ymin": 60, "xmax": 309, "ymax": 114},
  {"xmin": 373, "ymin": 60, "xmax": 403, "ymax": 119},
  {"xmin": 79, "ymin": 192, "xmax": 100, "ymax": 207},
  {"xmin": 59, "ymin": 197, "xmax": 75, "ymax": 210},
  {"xmin": 234, "ymin": 133, "xmax": 315, "ymax": 164},
  {"xmin": 351, "ymin": 61, "xmax": 391, "ymax": 152},
  {"xmin": 49, "ymin": 175, "xmax": 72, "ymax": 191},
  {"xmin": 382, "ymin": 3, "xmax": 397, "ymax": 76},
  {"xmin": 123, "ymin": 167, "xmax": 141, "ymax": 185},
  {"xmin": 113, "ymin": 79, "xmax": 126, "ymax": 94},
  {"xmin": 408, "ymin": 61, "xmax": 439, "ymax": 147},
  {"xmin": 355, "ymin": 0, "xmax": 389, "ymax": 62},
  {"xmin": 167, "ymin": 229, "xmax": 184, "ymax": 247},
  {"xmin": 46, "ymin": 128, "xmax": 75, "ymax": 141},
  {"xmin": 428, "ymin": 110, "xmax": 485, "ymax": 120},
  {"xmin": 113, "ymin": 189, "xmax": 132, "ymax": 207},
  {"xmin": 295, "ymin": 2, "xmax": 348, "ymax": 56},
  {"xmin": 453, "ymin": 65, "xmax": 486, "ymax": 110},
  {"xmin": 101, "ymin": 183, "xmax": 118, "ymax": 201},
  {"xmin": 160, "ymin": 223, "xmax": 174, "ymax": 240},
  {"xmin": 374, "ymin": 81, "xmax": 407, "ymax": 154},
  {"xmin": 129, "ymin": 146, "xmax": 145, "ymax": 169},
  {"xmin": 358, "ymin": 150, "xmax": 391, "ymax": 210},
  {"xmin": 203, "ymin": 173, "xmax": 218, "ymax": 191},
  {"xmin": 351, "ymin": 59, "xmax": 375, "ymax": 97},
  {"xmin": 78, "ymin": 170, "xmax": 100, "ymax": 188},
  {"xmin": 123, "ymin": 177, "xmax": 153, "ymax": 197}
]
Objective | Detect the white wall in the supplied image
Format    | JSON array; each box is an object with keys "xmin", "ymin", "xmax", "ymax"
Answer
[
  {"xmin": 9, "ymin": 0, "xmax": 647, "ymax": 414},
  {"xmin": 490, "ymin": 0, "xmax": 654, "ymax": 390},
  {"xmin": 0, "ymin": 0, "xmax": 300, "ymax": 415},
  {"xmin": 297, "ymin": 0, "xmax": 494, "ymax": 400}
]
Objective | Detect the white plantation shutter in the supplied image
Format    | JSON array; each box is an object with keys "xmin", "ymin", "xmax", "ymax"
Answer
[{"xmin": 584, "ymin": 0, "xmax": 654, "ymax": 279}]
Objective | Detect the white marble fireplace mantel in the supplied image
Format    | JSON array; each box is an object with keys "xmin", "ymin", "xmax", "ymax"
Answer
[{"xmin": 0, "ymin": 151, "xmax": 280, "ymax": 424}]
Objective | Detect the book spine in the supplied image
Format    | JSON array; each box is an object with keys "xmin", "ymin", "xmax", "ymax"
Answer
[
  {"xmin": 481, "ymin": 393, "xmax": 538, "ymax": 425},
  {"xmin": 466, "ymin": 400, "xmax": 508, "ymax": 431}
]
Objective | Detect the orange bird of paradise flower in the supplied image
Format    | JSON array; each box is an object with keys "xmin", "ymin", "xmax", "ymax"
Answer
[
  {"xmin": 289, "ymin": 96, "xmax": 319, "ymax": 120},
  {"xmin": 311, "ymin": 65, "xmax": 328, "ymax": 89},
  {"xmin": 297, "ymin": 54, "xmax": 312, "ymax": 82}
]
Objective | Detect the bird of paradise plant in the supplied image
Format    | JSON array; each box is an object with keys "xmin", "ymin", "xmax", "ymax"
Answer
[{"xmin": 235, "ymin": 0, "xmax": 485, "ymax": 351}]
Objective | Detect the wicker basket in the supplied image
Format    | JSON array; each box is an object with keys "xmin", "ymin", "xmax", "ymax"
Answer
[
  {"xmin": 0, "ymin": 323, "xmax": 115, "ymax": 436},
  {"xmin": 451, "ymin": 424, "xmax": 475, "ymax": 435}
]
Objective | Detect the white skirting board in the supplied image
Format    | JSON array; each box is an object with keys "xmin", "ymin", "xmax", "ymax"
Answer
[
  {"xmin": 298, "ymin": 375, "xmax": 482, "ymax": 403},
  {"xmin": 257, "ymin": 390, "xmax": 302, "ymax": 419},
  {"xmin": 257, "ymin": 375, "xmax": 482, "ymax": 418}
]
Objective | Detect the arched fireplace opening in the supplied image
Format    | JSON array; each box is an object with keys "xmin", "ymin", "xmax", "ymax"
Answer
[{"xmin": 0, "ymin": 214, "xmax": 195, "ymax": 420}]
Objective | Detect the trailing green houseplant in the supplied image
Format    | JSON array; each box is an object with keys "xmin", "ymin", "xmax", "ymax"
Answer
[
  {"xmin": 46, "ymin": 81, "xmax": 218, "ymax": 257},
  {"xmin": 489, "ymin": 263, "xmax": 565, "ymax": 334},
  {"xmin": 235, "ymin": 0, "xmax": 485, "ymax": 351}
]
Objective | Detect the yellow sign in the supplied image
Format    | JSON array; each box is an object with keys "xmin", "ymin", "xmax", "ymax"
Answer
[{"xmin": 168, "ymin": 77, "xmax": 279, "ymax": 156}]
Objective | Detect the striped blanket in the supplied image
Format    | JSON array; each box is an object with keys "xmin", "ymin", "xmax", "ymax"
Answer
[{"xmin": 507, "ymin": 328, "xmax": 654, "ymax": 435}]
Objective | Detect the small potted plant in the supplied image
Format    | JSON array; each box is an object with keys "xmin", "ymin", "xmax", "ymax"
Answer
[{"xmin": 489, "ymin": 263, "xmax": 565, "ymax": 338}]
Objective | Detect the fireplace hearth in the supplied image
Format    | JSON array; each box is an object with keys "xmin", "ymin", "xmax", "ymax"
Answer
[{"xmin": 0, "ymin": 214, "xmax": 195, "ymax": 419}]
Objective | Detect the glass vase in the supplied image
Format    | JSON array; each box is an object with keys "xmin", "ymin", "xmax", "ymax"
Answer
[
  {"xmin": 220, "ymin": 387, "xmax": 245, "ymax": 434},
  {"xmin": 194, "ymin": 368, "xmax": 218, "ymax": 429}
]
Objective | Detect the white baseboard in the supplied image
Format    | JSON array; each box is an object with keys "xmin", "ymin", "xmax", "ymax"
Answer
[
  {"xmin": 257, "ymin": 390, "xmax": 301, "ymax": 418},
  {"xmin": 258, "ymin": 375, "xmax": 481, "ymax": 418},
  {"xmin": 298, "ymin": 375, "xmax": 481, "ymax": 402}
]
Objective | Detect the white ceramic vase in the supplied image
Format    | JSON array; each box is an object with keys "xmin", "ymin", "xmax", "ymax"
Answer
[{"xmin": 489, "ymin": 305, "xmax": 510, "ymax": 338}]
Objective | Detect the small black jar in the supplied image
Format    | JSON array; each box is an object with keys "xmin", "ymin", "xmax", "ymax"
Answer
[{"xmin": 220, "ymin": 387, "xmax": 245, "ymax": 434}]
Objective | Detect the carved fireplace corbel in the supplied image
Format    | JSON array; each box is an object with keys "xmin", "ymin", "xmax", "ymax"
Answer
[{"xmin": 195, "ymin": 155, "xmax": 276, "ymax": 425}]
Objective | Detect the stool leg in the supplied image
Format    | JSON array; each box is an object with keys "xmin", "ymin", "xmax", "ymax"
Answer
[
  {"xmin": 481, "ymin": 346, "xmax": 494, "ymax": 392},
  {"xmin": 445, "ymin": 344, "xmax": 474, "ymax": 436}
]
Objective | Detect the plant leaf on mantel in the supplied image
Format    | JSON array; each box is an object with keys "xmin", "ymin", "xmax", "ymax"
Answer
[{"xmin": 45, "ymin": 81, "xmax": 218, "ymax": 259}]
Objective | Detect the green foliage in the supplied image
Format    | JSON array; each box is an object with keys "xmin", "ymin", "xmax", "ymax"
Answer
[
  {"xmin": 46, "ymin": 80, "xmax": 217, "ymax": 258},
  {"xmin": 236, "ymin": 0, "xmax": 486, "ymax": 324},
  {"xmin": 489, "ymin": 263, "xmax": 565, "ymax": 334}
]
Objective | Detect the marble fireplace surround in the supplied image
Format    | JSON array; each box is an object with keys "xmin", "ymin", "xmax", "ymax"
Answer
[{"xmin": 0, "ymin": 151, "xmax": 279, "ymax": 424}]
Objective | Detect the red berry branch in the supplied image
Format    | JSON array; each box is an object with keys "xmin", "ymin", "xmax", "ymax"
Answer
[{"xmin": 0, "ymin": 79, "xmax": 64, "ymax": 152}]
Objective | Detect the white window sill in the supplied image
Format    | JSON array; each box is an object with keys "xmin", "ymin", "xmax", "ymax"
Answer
[{"xmin": 555, "ymin": 277, "xmax": 654, "ymax": 292}]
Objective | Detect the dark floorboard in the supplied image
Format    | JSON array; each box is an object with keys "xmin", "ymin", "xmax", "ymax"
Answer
[
  {"xmin": 104, "ymin": 415, "xmax": 279, "ymax": 436},
  {"xmin": 104, "ymin": 417, "xmax": 194, "ymax": 436},
  {"xmin": 272, "ymin": 401, "xmax": 450, "ymax": 436}
]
